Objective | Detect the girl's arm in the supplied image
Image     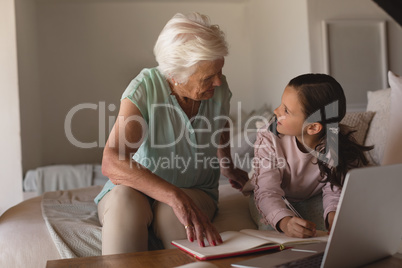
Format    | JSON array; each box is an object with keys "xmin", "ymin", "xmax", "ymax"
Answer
[
  {"xmin": 253, "ymin": 129, "xmax": 318, "ymax": 238},
  {"xmin": 327, "ymin": 211, "xmax": 336, "ymax": 232},
  {"xmin": 322, "ymin": 183, "xmax": 342, "ymax": 230},
  {"xmin": 253, "ymin": 129, "xmax": 294, "ymax": 228}
]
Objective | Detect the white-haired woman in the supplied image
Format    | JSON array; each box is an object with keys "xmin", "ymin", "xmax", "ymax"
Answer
[{"xmin": 95, "ymin": 12, "xmax": 249, "ymax": 255}]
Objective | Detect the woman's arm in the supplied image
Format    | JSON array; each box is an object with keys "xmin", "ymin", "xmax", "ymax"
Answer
[
  {"xmin": 217, "ymin": 121, "xmax": 249, "ymax": 190},
  {"xmin": 102, "ymin": 99, "xmax": 222, "ymax": 247}
]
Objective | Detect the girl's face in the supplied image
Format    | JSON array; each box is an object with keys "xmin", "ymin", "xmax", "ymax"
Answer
[{"xmin": 273, "ymin": 86, "xmax": 306, "ymax": 137}]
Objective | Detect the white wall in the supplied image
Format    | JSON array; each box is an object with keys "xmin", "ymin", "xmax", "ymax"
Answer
[
  {"xmin": 307, "ymin": 0, "xmax": 402, "ymax": 107},
  {"xmin": 17, "ymin": 0, "xmax": 253, "ymax": 173},
  {"xmin": 15, "ymin": 0, "xmax": 42, "ymax": 177},
  {"xmin": 248, "ymin": 0, "xmax": 311, "ymax": 111},
  {"xmin": 0, "ymin": 0, "xmax": 23, "ymax": 214},
  {"xmin": 19, "ymin": 0, "xmax": 311, "ymax": 174}
]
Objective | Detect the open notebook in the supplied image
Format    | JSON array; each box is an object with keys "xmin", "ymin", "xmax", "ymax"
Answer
[
  {"xmin": 172, "ymin": 229, "xmax": 328, "ymax": 260},
  {"xmin": 232, "ymin": 163, "xmax": 402, "ymax": 268}
]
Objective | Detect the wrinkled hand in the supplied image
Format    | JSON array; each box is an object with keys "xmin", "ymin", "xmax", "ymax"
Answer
[
  {"xmin": 171, "ymin": 190, "xmax": 222, "ymax": 247},
  {"xmin": 226, "ymin": 168, "xmax": 249, "ymax": 190},
  {"xmin": 279, "ymin": 216, "xmax": 317, "ymax": 238}
]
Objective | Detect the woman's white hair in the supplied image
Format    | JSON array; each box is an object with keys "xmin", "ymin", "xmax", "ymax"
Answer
[{"xmin": 154, "ymin": 12, "xmax": 228, "ymax": 84}]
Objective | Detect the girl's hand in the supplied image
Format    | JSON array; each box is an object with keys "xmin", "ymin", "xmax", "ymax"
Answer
[
  {"xmin": 327, "ymin": 211, "xmax": 336, "ymax": 233},
  {"xmin": 279, "ymin": 216, "xmax": 317, "ymax": 238},
  {"xmin": 171, "ymin": 190, "xmax": 222, "ymax": 247}
]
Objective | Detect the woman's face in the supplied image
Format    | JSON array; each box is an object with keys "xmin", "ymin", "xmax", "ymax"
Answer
[
  {"xmin": 273, "ymin": 86, "xmax": 306, "ymax": 137},
  {"xmin": 179, "ymin": 58, "xmax": 225, "ymax": 101}
]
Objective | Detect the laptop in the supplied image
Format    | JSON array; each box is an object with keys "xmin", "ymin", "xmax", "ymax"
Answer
[{"xmin": 232, "ymin": 163, "xmax": 402, "ymax": 268}]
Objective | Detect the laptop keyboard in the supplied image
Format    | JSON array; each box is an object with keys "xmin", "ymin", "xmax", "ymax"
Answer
[{"xmin": 274, "ymin": 252, "xmax": 324, "ymax": 268}]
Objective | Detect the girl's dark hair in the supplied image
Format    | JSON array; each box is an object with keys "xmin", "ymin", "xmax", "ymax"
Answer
[{"xmin": 287, "ymin": 73, "xmax": 373, "ymax": 188}]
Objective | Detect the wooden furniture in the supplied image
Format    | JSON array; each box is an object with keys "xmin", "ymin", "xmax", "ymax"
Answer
[
  {"xmin": 46, "ymin": 248, "xmax": 270, "ymax": 268},
  {"xmin": 46, "ymin": 248, "xmax": 402, "ymax": 268}
]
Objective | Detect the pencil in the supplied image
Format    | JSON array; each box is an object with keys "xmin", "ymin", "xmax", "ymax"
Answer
[{"xmin": 281, "ymin": 196, "xmax": 304, "ymax": 219}]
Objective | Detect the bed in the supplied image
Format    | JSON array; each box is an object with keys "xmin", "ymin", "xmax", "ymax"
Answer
[{"xmin": 0, "ymin": 180, "xmax": 258, "ymax": 268}]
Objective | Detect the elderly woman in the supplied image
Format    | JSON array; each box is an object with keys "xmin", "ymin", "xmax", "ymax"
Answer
[{"xmin": 95, "ymin": 12, "xmax": 248, "ymax": 255}]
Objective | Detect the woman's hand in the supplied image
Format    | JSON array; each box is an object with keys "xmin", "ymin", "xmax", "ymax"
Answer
[
  {"xmin": 224, "ymin": 167, "xmax": 249, "ymax": 190},
  {"xmin": 279, "ymin": 216, "xmax": 317, "ymax": 238},
  {"xmin": 170, "ymin": 189, "xmax": 222, "ymax": 247}
]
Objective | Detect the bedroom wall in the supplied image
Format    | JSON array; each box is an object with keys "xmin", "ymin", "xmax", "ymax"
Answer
[
  {"xmin": 0, "ymin": 0, "xmax": 23, "ymax": 215},
  {"xmin": 248, "ymin": 0, "xmax": 311, "ymax": 111},
  {"xmin": 307, "ymin": 0, "xmax": 402, "ymax": 107},
  {"xmin": 15, "ymin": 0, "xmax": 42, "ymax": 182},
  {"xmin": 17, "ymin": 0, "xmax": 310, "ymax": 174},
  {"xmin": 17, "ymin": 0, "xmax": 253, "ymax": 173}
]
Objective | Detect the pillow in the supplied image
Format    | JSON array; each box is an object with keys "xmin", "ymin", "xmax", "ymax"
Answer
[
  {"xmin": 230, "ymin": 104, "xmax": 272, "ymax": 169},
  {"xmin": 255, "ymin": 116, "xmax": 273, "ymax": 130},
  {"xmin": 229, "ymin": 109, "xmax": 249, "ymax": 136},
  {"xmin": 340, "ymin": 111, "xmax": 375, "ymax": 146},
  {"xmin": 382, "ymin": 71, "xmax": 402, "ymax": 165},
  {"xmin": 244, "ymin": 104, "xmax": 272, "ymax": 131},
  {"xmin": 231, "ymin": 130, "xmax": 256, "ymax": 165},
  {"xmin": 364, "ymin": 88, "xmax": 391, "ymax": 165},
  {"xmin": 230, "ymin": 104, "xmax": 271, "ymax": 131}
]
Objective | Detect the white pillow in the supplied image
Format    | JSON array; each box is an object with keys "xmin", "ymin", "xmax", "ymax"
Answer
[
  {"xmin": 382, "ymin": 71, "xmax": 402, "ymax": 165},
  {"xmin": 245, "ymin": 104, "xmax": 272, "ymax": 130},
  {"xmin": 230, "ymin": 104, "xmax": 272, "ymax": 156},
  {"xmin": 230, "ymin": 104, "xmax": 272, "ymax": 135},
  {"xmin": 229, "ymin": 109, "xmax": 249, "ymax": 136},
  {"xmin": 364, "ymin": 88, "xmax": 391, "ymax": 165}
]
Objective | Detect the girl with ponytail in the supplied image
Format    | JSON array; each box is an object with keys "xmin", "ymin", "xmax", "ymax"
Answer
[{"xmin": 251, "ymin": 73, "xmax": 373, "ymax": 238}]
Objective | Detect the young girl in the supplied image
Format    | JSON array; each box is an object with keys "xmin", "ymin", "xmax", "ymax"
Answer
[{"xmin": 251, "ymin": 73, "xmax": 373, "ymax": 238}]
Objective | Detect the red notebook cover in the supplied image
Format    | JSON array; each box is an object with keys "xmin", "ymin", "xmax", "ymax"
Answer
[{"xmin": 173, "ymin": 243, "xmax": 281, "ymax": 261}]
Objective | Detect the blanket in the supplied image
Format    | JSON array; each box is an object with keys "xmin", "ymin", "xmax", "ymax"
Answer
[
  {"xmin": 41, "ymin": 186, "xmax": 164, "ymax": 258},
  {"xmin": 41, "ymin": 186, "xmax": 103, "ymax": 258}
]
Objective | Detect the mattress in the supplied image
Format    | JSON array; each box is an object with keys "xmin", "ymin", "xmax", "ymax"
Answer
[{"xmin": 0, "ymin": 196, "xmax": 60, "ymax": 268}]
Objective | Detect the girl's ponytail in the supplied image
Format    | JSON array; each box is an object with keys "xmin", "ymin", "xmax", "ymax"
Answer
[{"xmin": 315, "ymin": 123, "xmax": 373, "ymax": 188}]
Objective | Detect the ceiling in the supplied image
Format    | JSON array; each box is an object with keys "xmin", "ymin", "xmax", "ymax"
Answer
[{"xmin": 373, "ymin": 0, "xmax": 402, "ymax": 26}]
